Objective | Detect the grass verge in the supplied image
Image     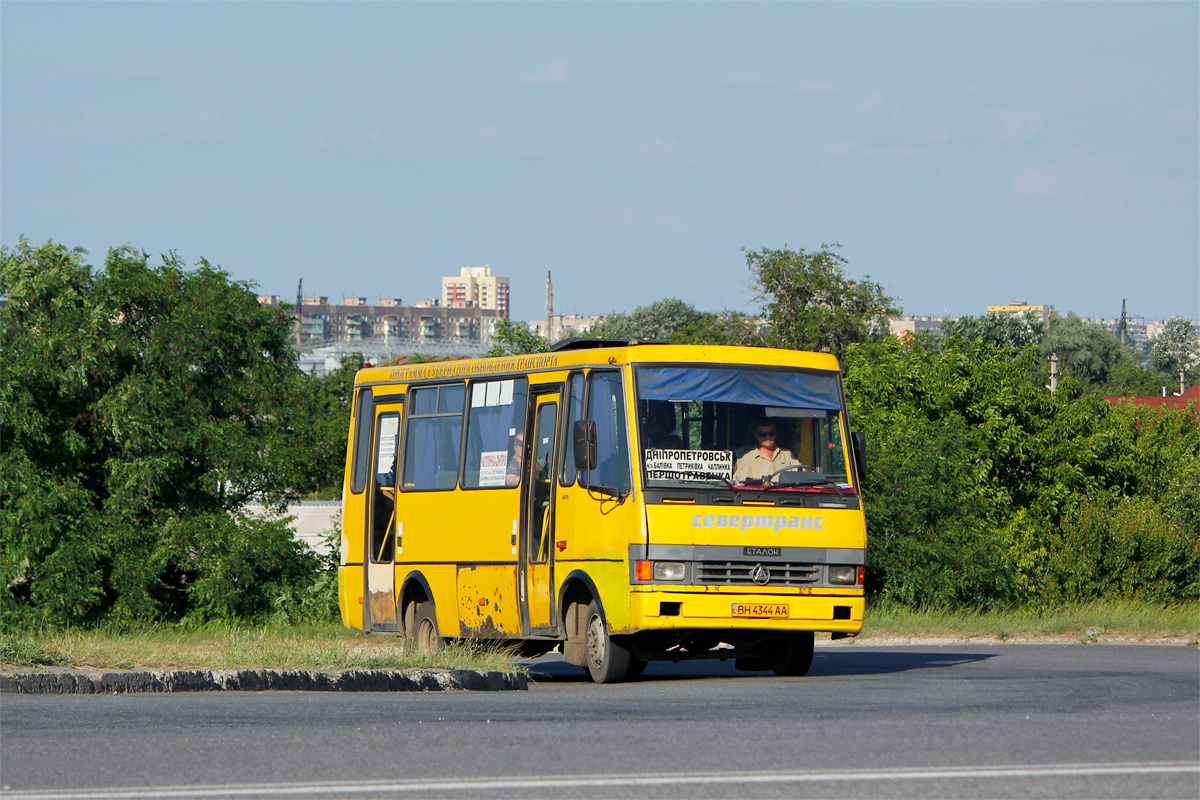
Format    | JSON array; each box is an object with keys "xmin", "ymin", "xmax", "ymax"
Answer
[
  {"xmin": 861, "ymin": 600, "xmax": 1199, "ymax": 643},
  {"xmin": 4, "ymin": 601, "xmax": 1196, "ymax": 671},
  {"xmin": 0, "ymin": 623, "xmax": 523, "ymax": 673}
]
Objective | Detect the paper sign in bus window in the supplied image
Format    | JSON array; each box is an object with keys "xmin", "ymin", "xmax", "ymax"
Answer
[
  {"xmin": 479, "ymin": 450, "xmax": 509, "ymax": 487},
  {"xmin": 644, "ymin": 448, "xmax": 733, "ymax": 481},
  {"xmin": 376, "ymin": 416, "xmax": 400, "ymax": 473},
  {"xmin": 498, "ymin": 379, "xmax": 514, "ymax": 405},
  {"xmin": 474, "ymin": 379, "xmax": 516, "ymax": 408}
]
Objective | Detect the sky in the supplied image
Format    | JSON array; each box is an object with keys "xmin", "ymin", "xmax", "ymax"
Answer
[{"xmin": 2, "ymin": 2, "xmax": 1197, "ymax": 324}]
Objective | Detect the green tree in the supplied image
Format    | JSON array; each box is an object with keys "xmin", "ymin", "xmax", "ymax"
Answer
[
  {"xmin": 844, "ymin": 334, "xmax": 1198, "ymax": 608},
  {"xmin": 591, "ymin": 298, "xmax": 707, "ymax": 341},
  {"xmin": 589, "ymin": 298, "xmax": 764, "ymax": 347},
  {"xmin": 291, "ymin": 354, "xmax": 364, "ymax": 498},
  {"xmin": 1038, "ymin": 313, "xmax": 1135, "ymax": 389},
  {"xmin": 1149, "ymin": 315, "xmax": 1200, "ymax": 388},
  {"xmin": 940, "ymin": 312, "xmax": 1044, "ymax": 353},
  {"xmin": 487, "ymin": 318, "xmax": 549, "ymax": 356},
  {"xmin": 1, "ymin": 239, "xmax": 320, "ymax": 627},
  {"xmin": 747, "ymin": 245, "xmax": 899, "ymax": 359},
  {"xmin": 672, "ymin": 310, "xmax": 765, "ymax": 346},
  {"xmin": 1099, "ymin": 359, "xmax": 1172, "ymax": 398}
]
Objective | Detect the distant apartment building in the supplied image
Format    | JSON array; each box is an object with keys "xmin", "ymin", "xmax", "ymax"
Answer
[
  {"xmin": 1081, "ymin": 317, "xmax": 1151, "ymax": 354},
  {"xmin": 889, "ymin": 315, "xmax": 948, "ymax": 337},
  {"xmin": 259, "ymin": 295, "xmax": 500, "ymax": 345},
  {"xmin": 529, "ymin": 314, "xmax": 606, "ymax": 341},
  {"xmin": 986, "ymin": 302, "xmax": 1056, "ymax": 324},
  {"xmin": 1145, "ymin": 319, "xmax": 1200, "ymax": 341},
  {"xmin": 442, "ymin": 266, "xmax": 510, "ymax": 318}
]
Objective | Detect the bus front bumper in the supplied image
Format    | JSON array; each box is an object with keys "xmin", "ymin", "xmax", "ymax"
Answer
[{"xmin": 630, "ymin": 589, "xmax": 864, "ymax": 634}]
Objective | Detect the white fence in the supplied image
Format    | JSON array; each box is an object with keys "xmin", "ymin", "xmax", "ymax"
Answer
[{"xmin": 243, "ymin": 501, "xmax": 340, "ymax": 557}]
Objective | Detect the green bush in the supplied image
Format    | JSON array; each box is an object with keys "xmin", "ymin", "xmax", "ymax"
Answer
[
  {"xmin": 0, "ymin": 633, "xmax": 72, "ymax": 666},
  {"xmin": 1040, "ymin": 496, "xmax": 1199, "ymax": 605},
  {"xmin": 269, "ymin": 518, "xmax": 342, "ymax": 626},
  {"xmin": 846, "ymin": 334, "xmax": 1199, "ymax": 610}
]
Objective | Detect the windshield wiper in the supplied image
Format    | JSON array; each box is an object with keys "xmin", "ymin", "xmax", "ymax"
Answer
[{"xmin": 763, "ymin": 465, "xmax": 845, "ymax": 499}]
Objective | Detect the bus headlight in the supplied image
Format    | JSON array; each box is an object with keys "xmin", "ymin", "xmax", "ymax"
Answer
[
  {"xmin": 653, "ymin": 562, "xmax": 687, "ymax": 581},
  {"xmin": 828, "ymin": 565, "xmax": 858, "ymax": 585}
]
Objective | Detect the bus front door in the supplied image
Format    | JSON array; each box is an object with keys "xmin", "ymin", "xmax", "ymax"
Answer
[
  {"xmin": 521, "ymin": 392, "xmax": 559, "ymax": 633},
  {"xmin": 365, "ymin": 402, "xmax": 402, "ymax": 632}
]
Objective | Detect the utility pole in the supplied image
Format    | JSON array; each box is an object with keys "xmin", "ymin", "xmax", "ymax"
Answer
[
  {"xmin": 295, "ymin": 279, "xmax": 303, "ymax": 346},
  {"xmin": 1119, "ymin": 299, "xmax": 1127, "ymax": 348},
  {"xmin": 546, "ymin": 270, "xmax": 554, "ymax": 343},
  {"xmin": 1048, "ymin": 352, "xmax": 1059, "ymax": 394}
]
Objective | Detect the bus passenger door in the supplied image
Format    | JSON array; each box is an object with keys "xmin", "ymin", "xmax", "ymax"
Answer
[
  {"xmin": 365, "ymin": 402, "xmax": 402, "ymax": 632},
  {"xmin": 521, "ymin": 392, "xmax": 559, "ymax": 633}
]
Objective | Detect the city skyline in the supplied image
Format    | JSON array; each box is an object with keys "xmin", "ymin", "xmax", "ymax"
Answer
[
  {"xmin": 260, "ymin": 266, "xmax": 1195, "ymax": 329},
  {"xmin": 2, "ymin": 3, "xmax": 1196, "ymax": 323}
]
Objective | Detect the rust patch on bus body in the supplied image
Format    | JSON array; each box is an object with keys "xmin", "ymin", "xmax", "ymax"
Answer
[
  {"xmin": 457, "ymin": 565, "xmax": 518, "ymax": 636},
  {"xmin": 459, "ymin": 615, "xmax": 504, "ymax": 638},
  {"xmin": 367, "ymin": 590, "xmax": 396, "ymax": 626}
]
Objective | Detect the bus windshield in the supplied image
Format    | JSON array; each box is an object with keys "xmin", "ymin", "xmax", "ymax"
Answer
[{"xmin": 634, "ymin": 365, "xmax": 850, "ymax": 492}]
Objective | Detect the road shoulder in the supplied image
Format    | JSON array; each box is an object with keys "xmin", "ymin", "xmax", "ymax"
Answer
[{"xmin": 0, "ymin": 666, "xmax": 527, "ymax": 694}]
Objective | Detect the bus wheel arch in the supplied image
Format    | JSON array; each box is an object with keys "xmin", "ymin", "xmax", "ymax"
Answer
[
  {"xmin": 557, "ymin": 571, "xmax": 640, "ymax": 683},
  {"xmin": 558, "ymin": 570, "xmax": 602, "ymax": 646},
  {"xmin": 398, "ymin": 571, "xmax": 434, "ymax": 639}
]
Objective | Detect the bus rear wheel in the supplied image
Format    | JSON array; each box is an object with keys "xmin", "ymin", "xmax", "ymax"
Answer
[
  {"xmin": 772, "ymin": 630, "xmax": 815, "ymax": 676},
  {"xmin": 409, "ymin": 601, "xmax": 443, "ymax": 654},
  {"xmin": 584, "ymin": 599, "xmax": 636, "ymax": 683}
]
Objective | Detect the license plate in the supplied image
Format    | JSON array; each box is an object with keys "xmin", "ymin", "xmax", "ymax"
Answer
[{"xmin": 731, "ymin": 603, "xmax": 789, "ymax": 619}]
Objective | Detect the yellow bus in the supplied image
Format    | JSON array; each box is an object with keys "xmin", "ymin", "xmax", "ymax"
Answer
[{"xmin": 338, "ymin": 340, "xmax": 868, "ymax": 682}]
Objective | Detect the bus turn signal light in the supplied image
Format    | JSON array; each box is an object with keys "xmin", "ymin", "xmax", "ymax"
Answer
[{"xmin": 636, "ymin": 560, "xmax": 652, "ymax": 581}]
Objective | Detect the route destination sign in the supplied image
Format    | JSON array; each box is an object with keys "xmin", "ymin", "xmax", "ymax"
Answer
[{"xmin": 644, "ymin": 448, "xmax": 734, "ymax": 482}]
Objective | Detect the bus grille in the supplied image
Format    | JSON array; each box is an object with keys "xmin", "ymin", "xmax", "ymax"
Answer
[{"xmin": 697, "ymin": 561, "xmax": 820, "ymax": 586}]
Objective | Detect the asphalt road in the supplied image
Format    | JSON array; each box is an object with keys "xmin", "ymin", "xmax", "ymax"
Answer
[{"xmin": 1, "ymin": 644, "xmax": 1197, "ymax": 799}]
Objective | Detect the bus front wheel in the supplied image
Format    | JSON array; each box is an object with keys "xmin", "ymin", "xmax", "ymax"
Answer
[
  {"xmin": 772, "ymin": 630, "xmax": 815, "ymax": 676},
  {"xmin": 584, "ymin": 599, "xmax": 638, "ymax": 683}
]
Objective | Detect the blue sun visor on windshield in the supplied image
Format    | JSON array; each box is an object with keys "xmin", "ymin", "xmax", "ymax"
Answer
[{"xmin": 635, "ymin": 366, "xmax": 842, "ymax": 410}]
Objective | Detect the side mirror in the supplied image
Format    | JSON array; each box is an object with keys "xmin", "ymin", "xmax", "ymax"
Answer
[
  {"xmin": 851, "ymin": 431, "xmax": 867, "ymax": 488},
  {"xmin": 573, "ymin": 419, "xmax": 598, "ymax": 472}
]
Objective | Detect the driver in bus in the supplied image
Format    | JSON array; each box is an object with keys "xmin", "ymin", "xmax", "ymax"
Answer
[{"xmin": 733, "ymin": 419, "xmax": 798, "ymax": 485}]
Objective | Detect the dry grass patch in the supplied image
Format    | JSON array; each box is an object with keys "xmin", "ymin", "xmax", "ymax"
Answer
[
  {"xmin": 1, "ymin": 624, "xmax": 523, "ymax": 673},
  {"xmin": 862, "ymin": 600, "xmax": 1199, "ymax": 643}
]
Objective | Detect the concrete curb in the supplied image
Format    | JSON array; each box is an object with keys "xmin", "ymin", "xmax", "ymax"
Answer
[
  {"xmin": 0, "ymin": 667, "xmax": 527, "ymax": 694},
  {"xmin": 823, "ymin": 635, "xmax": 1198, "ymax": 647}
]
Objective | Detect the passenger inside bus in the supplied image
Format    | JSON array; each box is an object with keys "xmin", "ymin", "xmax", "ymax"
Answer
[
  {"xmin": 505, "ymin": 431, "xmax": 523, "ymax": 486},
  {"xmin": 640, "ymin": 400, "xmax": 684, "ymax": 449}
]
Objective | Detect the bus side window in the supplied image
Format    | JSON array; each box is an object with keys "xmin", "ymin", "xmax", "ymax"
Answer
[
  {"xmin": 561, "ymin": 373, "xmax": 585, "ymax": 486},
  {"xmin": 401, "ymin": 384, "xmax": 465, "ymax": 491},
  {"xmin": 350, "ymin": 388, "xmax": 374, "ymax": 494},
  {"xmin": 463, "ymin": 378, "xmax": 529, "ymax": 489},
  {"xmin": 586, "ymin": 372, "xmax": 630, "ymax": 493}
]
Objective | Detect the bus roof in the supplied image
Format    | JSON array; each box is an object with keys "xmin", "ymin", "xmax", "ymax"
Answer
[{"xmin": 353, "ymin": 342, "xmax": 841, "ymax": 388}]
